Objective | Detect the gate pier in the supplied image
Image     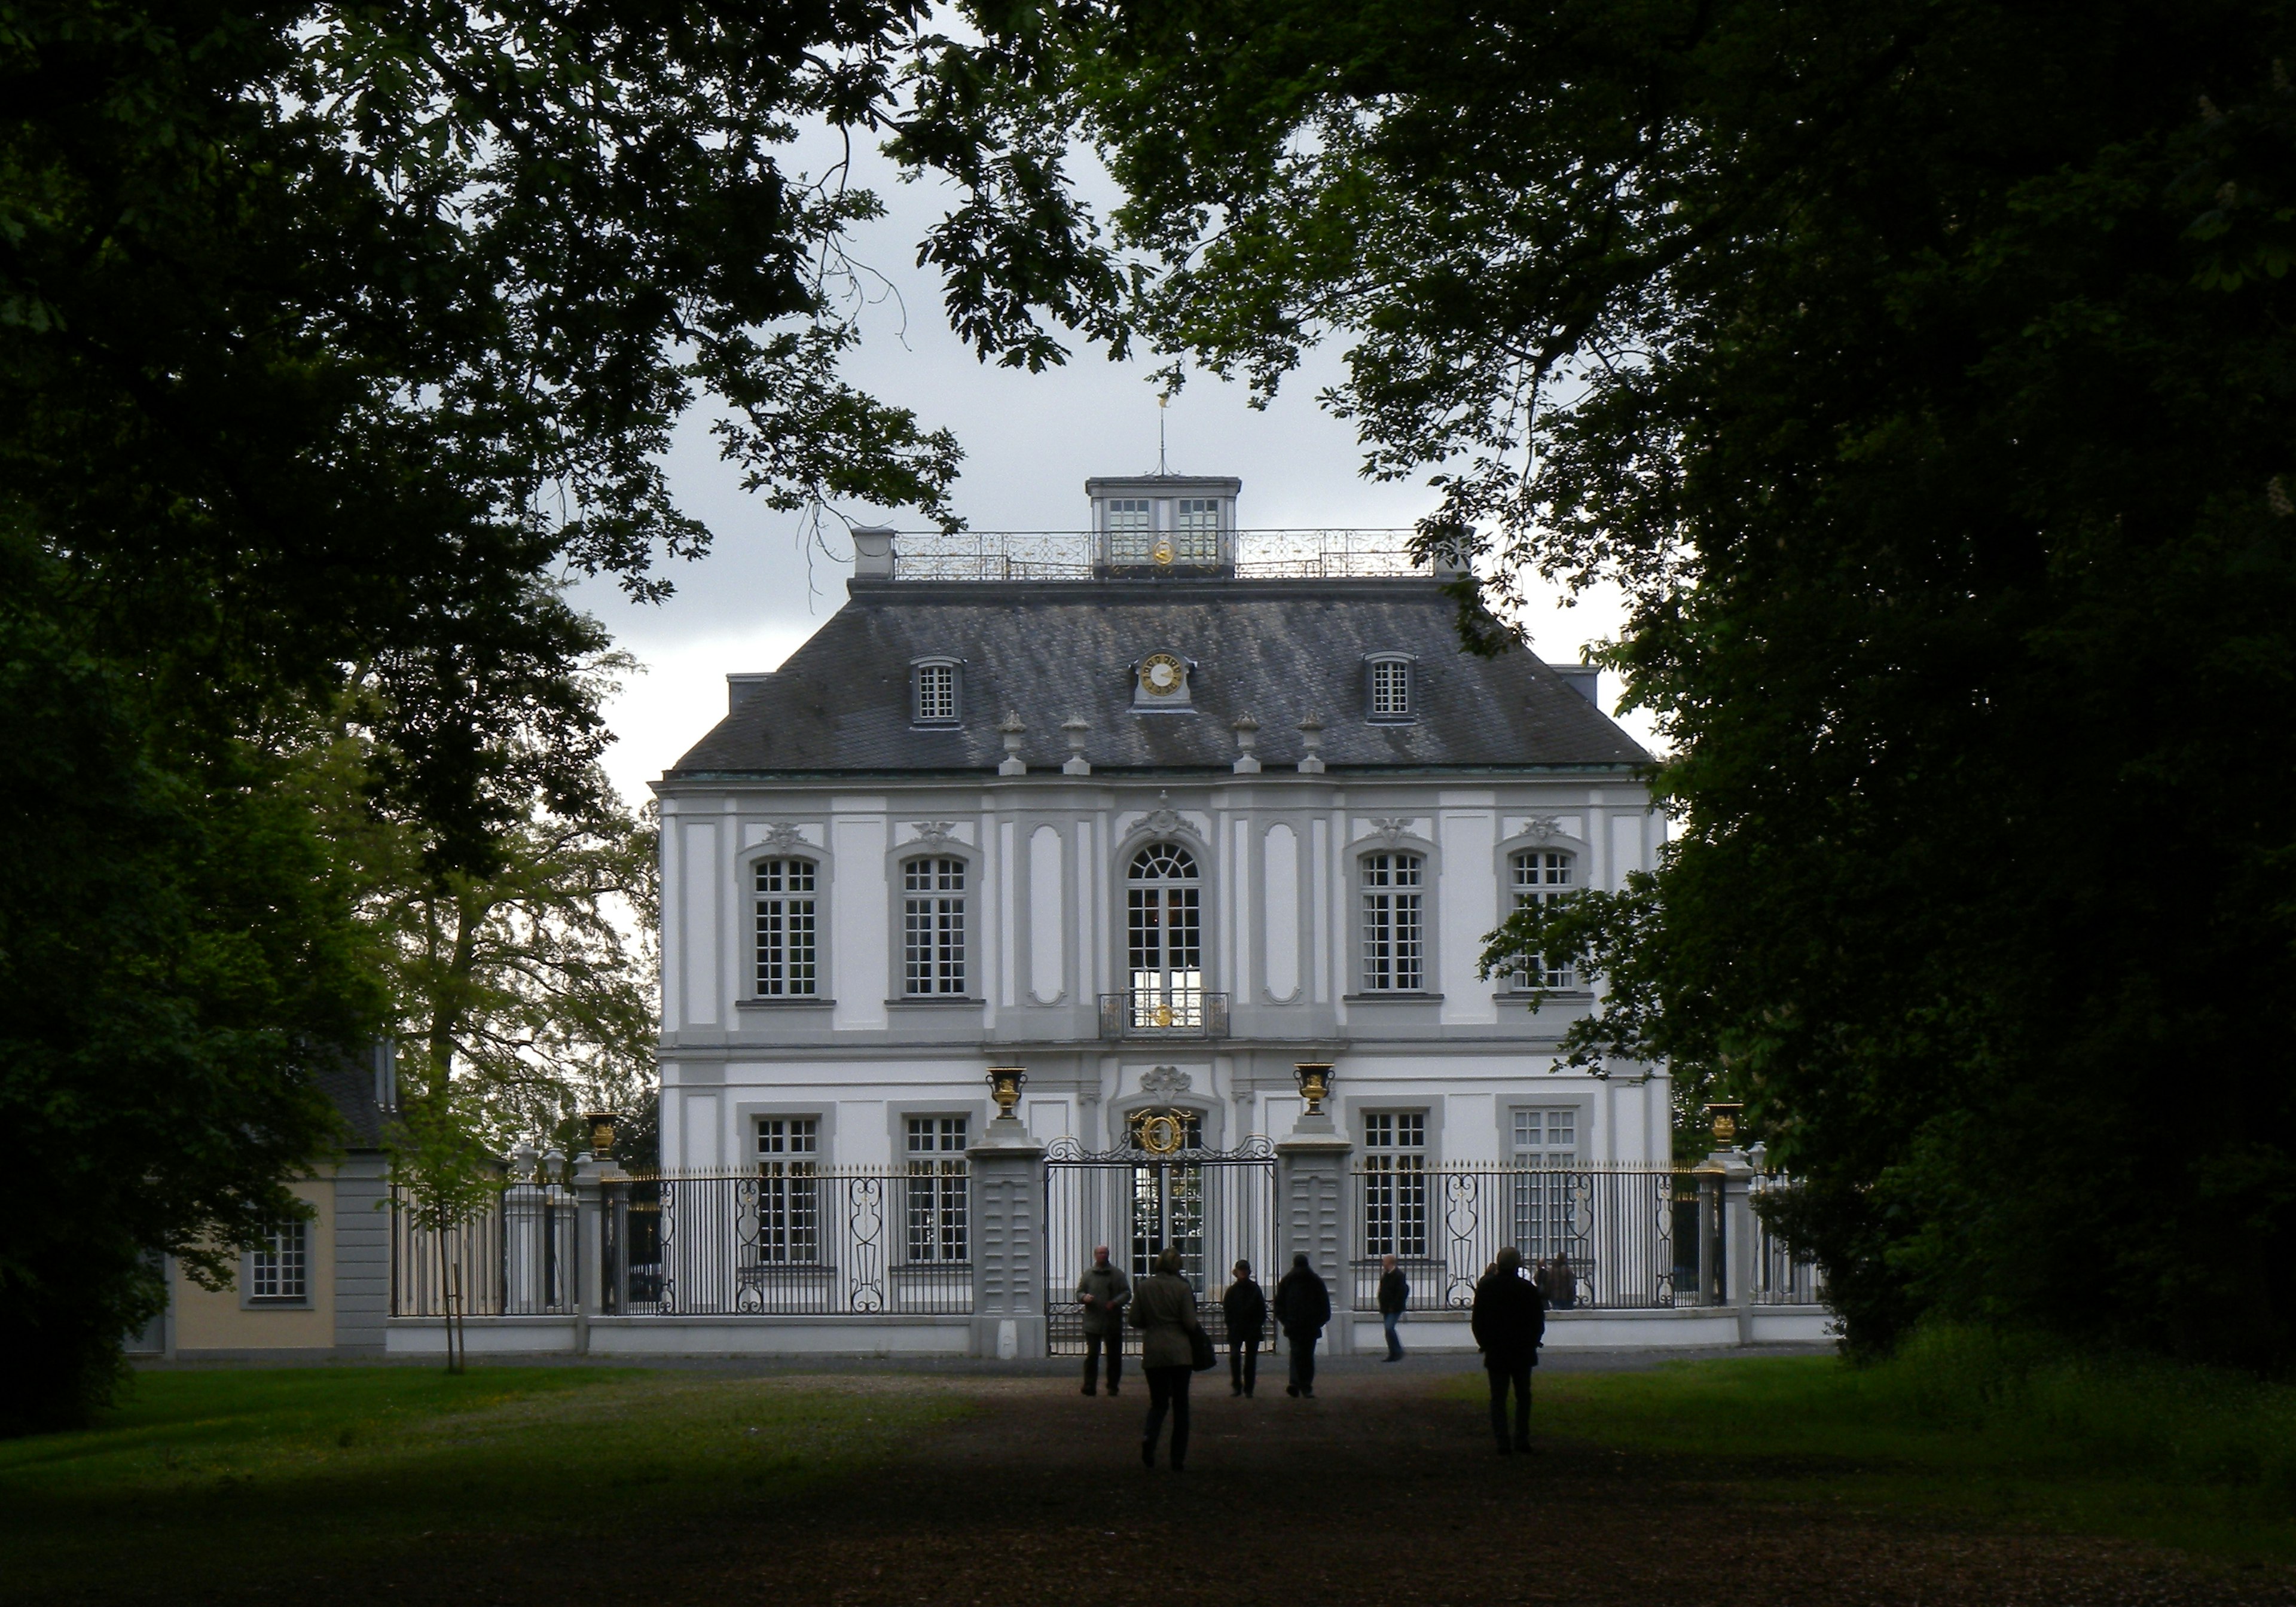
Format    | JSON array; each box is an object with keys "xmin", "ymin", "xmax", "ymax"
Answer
[
  {"xmin": 970, "ymin": 1111, "xmax": 1049, "ymax": 1361},
  {"xmin": 1276, "ymin": 1103, "xmax": 1356, "ymax": 1355}
]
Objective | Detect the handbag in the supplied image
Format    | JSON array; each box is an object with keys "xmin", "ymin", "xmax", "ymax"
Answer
[{"xmin": 1188, "ymin": 1323, "xmax": 1217, "ymax": 1371}]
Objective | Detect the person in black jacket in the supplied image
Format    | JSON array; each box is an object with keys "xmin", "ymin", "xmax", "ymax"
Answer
[
  {"xmin": 1376, "ymin": 1252, "xmax": 1409, "ymax": 1362},
  {"xmin": 1272, "ymin": 1251, "xmax": 1332, "ymax": 1398},
  {"xmin": 1221, "ymin": 1259, "xmax": 1266, "ymax": 1398},
  {"xmin": 1470, "ymin": 1245, "xmax": 1547, "ymax": 1453}
]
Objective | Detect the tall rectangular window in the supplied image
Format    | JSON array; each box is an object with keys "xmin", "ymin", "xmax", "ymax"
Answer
[
  {"xmin": 905, "ymin": 1117, "xmax": 969, "ymax": 1263},
  {"xmin": 914, "ymin": 662, "xmax": 958, "ymax": 723},
  {"xmin": 1510, "ymin": 1107, "xmax": 1580, "ymax": 1260},
  {"xmin": 1509, "ymin": 850, "xmax": 1576, "ymax": 988},
  {"xmin": 753, "ymin": 858, "xmax": 817, "ymax": 996},
  {"xmin": 1369, "ymin": 659, "xmax": 1412, "ymax": 719},
  {"xmin": 755, "ymin": 1117, "xmax": 820, "ymax": 1263},
  {"xmin": 1362, "ymin": 1112, "xmax": 1428, "ymax": 1258},
  {"xmin": 1105, "ymin": 498, "xmax": 1154, "ymax": 565},
  {"xmin": 249, "ymin": 1217, "xmax": 308, "ymax": 1302},
  {"xmin": 1173, "ymin": 498, "xmax": 1222, "ymax": 563},
  {"xmin": 1361, "ymin": 852, "xmax": 1425, "ymax": 990},
  {"xmin": 903, "ymin": 857, "xmax": 968, "ymax": 995}
]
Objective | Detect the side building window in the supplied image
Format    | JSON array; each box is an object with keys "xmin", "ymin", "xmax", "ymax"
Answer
[
  {"xmin": 912, "ymin": 660, "xmax": 961, "ymax": 725},
  {"xmin": 756, "ymin": 1118, "xmax": 820, "ymax": 1263},
  {"xmin": 1360, "ymin": 852, "xmax": 1425, "ymax": 991},
  {"xmin": 753, "ymin": 858, "xmax": 818, "ymax": 995},
  {"xmin": 1509, "ymin": 850, "xmax": 1576, "ymax": 988},
  {"xmin": 905, "ymin": 1117, "xmax": 969, "ymax": 1264},
  {"xmin": 903, "ymin": 857, "xmax": 968, "ymax": 995},
  {"xmin": 1362, "ymin": 1113, "xmax": 1428, "ymax": 1258},
  {"xmin": 249, "ymin": 1217, "xmax": 309, "ymax": 1302}
]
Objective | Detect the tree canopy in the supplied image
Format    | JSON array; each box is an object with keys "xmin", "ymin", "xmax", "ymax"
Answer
[
  {"xmin": 0, "ymin": 0, "xmax": 1073, "ymax": 1427},
  {"xmin": 914, "ymin": 0, "xmax": 2296, "ymax": 1365}
]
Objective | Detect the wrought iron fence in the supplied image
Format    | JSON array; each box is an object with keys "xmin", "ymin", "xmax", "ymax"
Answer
[
  {"xmin": 884, "ymin": 530, "xmax": 1432, "ymax": 582},
  {"xmin": 1097, "ymin": 988, "xmax": 1230, "ymax": 1039},
  {"xmin": 1751, "ymin": 1174, "xmax": 1824, "ymax": 1306},
  {"xmin": 1043, "ymin": 1136, "xmax": 1281, "ymax": 1355},
  {"xmin": 622, "ymin": 1169, "xmax": 973, "ymax": 1316},
  {"xmin": 1349, "ymin": 1165, "xmax": 1681, "ymax": 1312},
  {"xmin": 390, "ymin": 1184, "xmax": 576, "ymax": 1317}
]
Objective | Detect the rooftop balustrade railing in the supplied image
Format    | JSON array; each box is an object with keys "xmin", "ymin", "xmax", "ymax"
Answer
[{"xmin": 882, "ymin": 529, "xmax": 1437, "ymax": 582}]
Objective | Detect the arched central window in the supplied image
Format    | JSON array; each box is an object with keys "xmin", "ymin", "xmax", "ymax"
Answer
[{"xmin": 1126, "ymin": 843, "xmax": 1202, "ymax": 1027}]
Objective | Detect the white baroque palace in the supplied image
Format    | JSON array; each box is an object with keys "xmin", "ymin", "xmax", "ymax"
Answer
[{"xmin": 652, "ymin": 475, "xmax": 1669, "ymax": 1182}]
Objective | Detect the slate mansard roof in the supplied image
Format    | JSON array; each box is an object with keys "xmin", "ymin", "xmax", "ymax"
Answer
[{"xmin": 666, "ymin": 575, "xmax": 1651, "ymax": 780}]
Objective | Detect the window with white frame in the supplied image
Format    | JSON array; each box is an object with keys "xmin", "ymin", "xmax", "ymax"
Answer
[
  {"xmin": 1509, "ymin": 1107, "xmax": 1580, "ymax": 1260},
  {"xmin": 903, "ymin": 857, "xmax": 968, "ymax": 995},
  {"xmin": 753, "ymin": 858, "xmax": 818, "ymax": 995},
  {"xmin": 249, "ymin": 1217, "xmax": 308, "ymax": 1302},
  {"xmin": 1509, "ymin": 850, "xmax": 1576, "ymax": 988},
  {"xmin": 1368, "ymin": 657, "xmax": 1412, "ymax": 720},
  {"xmin": 1172, "ymin": 498, "xmax": 1222, "ymax": 563},
  {"xmin": 1127, "ymin": 842, "xmax": 1204, "ymax": 1026},
  {"xmin": 913, "ymin": 660, "xmax": 959, "ymax": 724},
  {"xmin": 755, "ymin": 1117, "xmax": 820, "ymax": 1263},
  {"xmin": 1360, "ymin": 852, "xmax": 1425, "ymax": 991},
  {"xmin": 1104, "ymin": 497, "xmax": 1154, "ymax": 565},
  {"xmin": 905, "ymin": 1117, "xmax": 969, "ymax": 1263},
  {"xmin": 1361, "ymin": 1112, "xmax": 1428, "ymax": 1258}
]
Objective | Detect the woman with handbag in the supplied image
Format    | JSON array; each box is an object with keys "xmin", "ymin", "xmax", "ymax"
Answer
[{"xmin": 1127, "ymin": 1246, "xmax": 1210, "ymax": 1470}]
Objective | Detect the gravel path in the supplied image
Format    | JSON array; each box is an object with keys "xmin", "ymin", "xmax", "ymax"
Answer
[{"xmin": 526, "ymin": 1362, "xmax": 2289, "ymax": 1607}]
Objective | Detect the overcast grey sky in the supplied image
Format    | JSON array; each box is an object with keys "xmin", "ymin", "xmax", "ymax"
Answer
[{"xmin": 572, "ymin": 145, "xmax": 1651, "ymax": 806}]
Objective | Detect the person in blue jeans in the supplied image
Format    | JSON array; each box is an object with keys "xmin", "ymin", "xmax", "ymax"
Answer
[{"xmin": 1376, "ymin": 1252, "xmax": 1409, "ymax": 1361}]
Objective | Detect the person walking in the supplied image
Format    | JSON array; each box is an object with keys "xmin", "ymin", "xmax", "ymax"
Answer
[
  {"xmin": 1376, "ymin": 1252, "xmax": 1409, "ymax": 1362},
  {"xmin": 1222, "ymin": 1259, "xmax": 1266, "ymax": 1397},
  {"xmin": 1076, "ymin": 1245, "xmax": 1131, "ymax": 1397},
  {"xmin": 1272, "ymin": 1251, "xmax": 1331, "ymax": 1398},
  {"xmin": 1128, "ymin": 1247, "xmax": 1204, "ymax": 1469},
  {"xmin": 1547, "ymin": 1250, "xmax": 1579, "ymax": 1311},
  {"xmin": 1470, "ymin": 1245, "xmax": 1547, "ymax": 1454}
]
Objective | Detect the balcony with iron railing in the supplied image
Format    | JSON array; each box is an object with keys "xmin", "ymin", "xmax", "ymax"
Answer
[
  {"xmin": 1098, "ymin": 988, "xmax": 1231, "ymax": 1040},
  {"xmin": 856, "ymin": 528, "xmax": 1455, "ymax": 583}
]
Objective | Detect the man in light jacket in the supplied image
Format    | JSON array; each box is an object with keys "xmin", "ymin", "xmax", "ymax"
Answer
[
  {"xmin": 1076, "ymin": 1245, "xmax": 1131, "ymax": 1397},
  {"xmin": 1272, "ymin": 1251, "xmax": 1331, "ymax": 1398}
]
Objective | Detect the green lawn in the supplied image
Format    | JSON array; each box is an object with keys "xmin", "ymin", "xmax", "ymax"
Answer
[
  {"xmin": 0, "ymin": 1364, "xmax": 966, "ymax": 1599},
  {"xmin": 1515, "ymin": 1330, "xmax": 2296, "ymax": 1564}
]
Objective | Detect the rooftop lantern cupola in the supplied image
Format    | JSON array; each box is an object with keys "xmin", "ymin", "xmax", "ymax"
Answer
[{"xmin": 1086, "ymin": 475, "xmax": 1241, "ymax": 577}]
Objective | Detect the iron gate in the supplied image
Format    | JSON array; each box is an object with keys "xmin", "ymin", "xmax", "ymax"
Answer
[{"xmin": 1043, "ymin": 1128, "xmax": 1280, "ymax": 1356}]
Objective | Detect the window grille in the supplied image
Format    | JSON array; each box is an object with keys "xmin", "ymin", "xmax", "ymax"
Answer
[
  {"xmin": 1360, "ymin": 852, "xmax": 1425, "ymax": 991},
  {"xmin": 903, "ymin": 857, "xmax": 968, "ymax": 995},
  {"xmin": 1369, "ymin": 658, "xmax": 1412, "ymax": 720},
  {"xmin": 753, "ymin": 858, "xmax": 817, "ymax": 995},
  {"xmin": 905, "ymin": 1117, "xmax": 969, "ymax": 1263},
  {"xmin": 1127, "ymin": 842, "xmax": 1203, "ymax": 1026},
  {"xmin": 249, "ymin": 1217, "xmax": 309, "ymax": 1302},
  {"xmin": 914, "ymin": 661, "xmax": 958, "ymax": 723},
  {"xmin": 755, "ymin": 1118, "xmax": 820, "ymax": 1263},
  {"xmin": 1104, "ymin": 498, "xmax": 1154, "ymax": 566},
  {"xmin": 1362, "ymin": 1112, "xmax": 1428, "ymax": 1257},
  {"xmin": 1172, "ymin": 499, "xmax": 1222, "ymax": 563},
  {"xmin": 1509, "ymin": 850, "xmax": 1576, "ymax": 988},
  {"xmin": 1509, "ymin": 1107, "xmax": 1581, "ymax": 1258}
]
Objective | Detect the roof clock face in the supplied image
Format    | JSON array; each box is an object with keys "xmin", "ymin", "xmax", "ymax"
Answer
[{"xmin": 1138, "ymin": 652, "xmax": 1187, "ymax": 698}]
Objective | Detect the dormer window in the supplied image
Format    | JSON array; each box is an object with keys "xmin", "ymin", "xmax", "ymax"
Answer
[
  {"xmin": 912, "ymin": 659, "xmax": 961, "ymax": 726},
  {"xmin": 1367, "ymin": 655, "xmax": 1414, "ymax": 722}
]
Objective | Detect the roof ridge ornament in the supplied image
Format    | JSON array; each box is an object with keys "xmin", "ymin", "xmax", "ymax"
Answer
[
  {"xmin": 1297, "ymin": 713, "xmax": 1326, "ymax": 775},
  {"xmin": 998, "ymin": 712, "xmax": 1027, "ymax": 777},
  {"xmin": 1061, "ymin": 716, "xmax": 1092, "ymax": 775},
  {"xmin": 1231, "ymin": 712, "xmax": 1261, "ymax": 774}
]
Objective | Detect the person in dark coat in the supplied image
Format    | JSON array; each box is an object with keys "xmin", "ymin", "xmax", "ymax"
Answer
[
  {"xmin": 1470, "ymin": 1245, "xmax": 1547, "ymax": 1453},
  {"xmin": 1547, "ymin": 1251, "xmax": 1579, "ymax": 1311},
  {"xmin": 1221, "ymin": 1259, "xmax": 1267, "ymax": 1397},
  {"xmin": 1075, "ymin": 1245, "xmax": 1131, "ymax": 1396},
  {"xmin": 1128, "ymin": 1247, "xmax": 1204, "ymax": 1469},
  {"xmin": 1376, "ymin": 1252, "xmax": 1409, "ymax": 1362},
  {"xmin": 1272, "ymin": 1251, "xmax": 1332, "ymax": 1398}
]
